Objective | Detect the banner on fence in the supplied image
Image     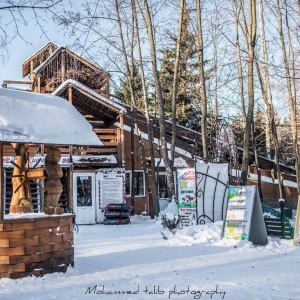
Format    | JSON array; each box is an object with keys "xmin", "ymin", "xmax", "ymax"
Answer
[{"xmin": 222, "ymin": 186, "xmax": 268, "ymax": 245}]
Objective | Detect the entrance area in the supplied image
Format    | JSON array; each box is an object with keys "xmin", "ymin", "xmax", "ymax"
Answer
[{"xmin": 73, "ymin": 172, "xmax": 96, "ymax": 224}]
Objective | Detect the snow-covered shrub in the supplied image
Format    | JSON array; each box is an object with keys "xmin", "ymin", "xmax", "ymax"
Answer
[{"xmin": 161, "ymin": 212, "xmax": 181, "ymax": 231}]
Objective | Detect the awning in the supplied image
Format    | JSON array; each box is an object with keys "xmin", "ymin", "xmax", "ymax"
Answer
[{"xmin": 0, "ymin": 88, "xmax": 102, "ymax": 146}]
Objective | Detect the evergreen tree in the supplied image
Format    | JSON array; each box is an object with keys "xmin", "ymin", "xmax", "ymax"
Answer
[
  {"xmin": 159, "ymin": 11, "xmax": 200, "ymax": 128},
  {"xmin": 278, "ymin": 117, "xmax": 294, "ymax": 166},
  {"xmin": 114, "ymin": 64, "xmax": 144, "ymax": 109},
  {"xmin": 231, "ymin": 115, "xmax": 244, "ymax": 149},
  {"xmin": 253, "ymin": 107, "xmax": 266, "ymax": 156}
]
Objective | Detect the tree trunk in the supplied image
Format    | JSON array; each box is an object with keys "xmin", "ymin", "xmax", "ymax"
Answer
[
  {"xmin": 132, "ymin": 0, "xmax": 156, "ymax": 218},
  {"xmin": 141, "ymin": 0, "xmax": 175, "ymax": 197},
  {"xmin": 251, "ymin": 122, "xmax": 263, "ymax": 200},
  {"xmin": 233, "ymin": 1, "xmax": 246, "ymax": 124},
  {"xmin": 259, "ymin": 0, "xmax": 271, "ymax": 159},
  {"xmin": 171, "ymin": 0, "xmax": 185, "ymax": 167},
  {"xmin": 196, "ymin": 0, "xmax": 208, "ymax": 162},
  {"xmin": 276, "ymin": 0, "xmax": 300, "ymax": 193},
  {"xmin": 240, "ymin": 0, "xmax": 256, "ymax": 186}
]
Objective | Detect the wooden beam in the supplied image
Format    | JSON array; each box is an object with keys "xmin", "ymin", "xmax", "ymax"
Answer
[
  {"xmin": 106, "ymin": 80, "xmax": 110, "ymax": 98},
  {"xmin": 3, "ymin": 80, "xmax": 33, "ymax": 85},
  {"xmin": 37, "ymin": 76, "xmax": 41, "ymax": 93},
  {"xmin": 117, "ymin": 128, "xmax": 121, "ymax": 167},
  {"xmin": 120, "ymin": 114, "xmax": 125, "ymax": 167},
  {"xmin": 30, "ymin": 60, "xmax": 34, "ymax": 89},
  {"xmin": 68, "ymin": 86, "xmax": 73, "ymax": 157},
  {"xmin": 68, "ymin": 86, "xmax": 72, "ymax": 104}
]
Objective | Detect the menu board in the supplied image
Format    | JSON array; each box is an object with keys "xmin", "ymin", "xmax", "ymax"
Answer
[
  {"xmin": 222, "ymin": 186, "xmax": 268, "ymax": 245},
  {"xmin": 95, "ymin": 168, "xmax": 125, "ymax": 222}
]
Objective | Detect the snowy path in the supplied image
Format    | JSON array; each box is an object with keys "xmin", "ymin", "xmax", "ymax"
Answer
[{"xmin": 0, "ymin": 216, "xmax": 299, "ymax": 300}]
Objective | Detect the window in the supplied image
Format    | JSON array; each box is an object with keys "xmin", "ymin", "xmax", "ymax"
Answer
[
  {"xmin": 158, "ymin": 174, "xmax": 169, "ymax": 199},
  {"xmin": 158, "ymin": 172, "xmax": 177, "ymax": 199},
  {"xmin": 125, "ymin": 172, "xmax": 131, "ymax": 196},
  {"xmin": 125, "ymin": 171, "xmax": 145, "ymax": 197}
]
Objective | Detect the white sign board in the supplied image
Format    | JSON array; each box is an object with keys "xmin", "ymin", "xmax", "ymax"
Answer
[
  {"xmin": 293, "ymin": 195, "xmax": 300, "ymax": 246},
  {"xmin": 96, "ymin": 168, "xmax": 125, "ymax": 222},
  {"xmin": 222, "ymin": 186, "xmax": 268, "ymax": 245}
]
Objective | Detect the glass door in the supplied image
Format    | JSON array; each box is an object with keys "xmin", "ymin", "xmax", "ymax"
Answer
[{"xmin": 73, "ymin": 173, "xmax": 95, "ymax": 224}]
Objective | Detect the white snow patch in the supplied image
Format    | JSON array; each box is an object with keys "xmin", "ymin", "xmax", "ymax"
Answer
[{"xmin": 0, "ymin": 216, "xmax": 299, "ymax": 300}]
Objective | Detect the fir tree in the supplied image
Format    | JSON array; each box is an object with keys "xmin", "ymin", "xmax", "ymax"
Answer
[
  {"xmin": 114, "ymin": 64, "xmax": 144, "ymax": 109},
  {"xmin": 253, "ymin": 107, "xmax": 266, "ymax": 156},
  {"xmin": 159, "ymin": 11, "xmax": 200, "ymax": 128}
]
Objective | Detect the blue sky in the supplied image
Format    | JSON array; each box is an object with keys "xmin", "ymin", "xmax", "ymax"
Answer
[{"xmin": 0, "ymin": 4, "xmax": 78, "ymax": 86}]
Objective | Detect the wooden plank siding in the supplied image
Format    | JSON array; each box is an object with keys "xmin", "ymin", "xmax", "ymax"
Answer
[{"xmin": 0, "ymin": 215, "xmax": 74, "ymax": 279}]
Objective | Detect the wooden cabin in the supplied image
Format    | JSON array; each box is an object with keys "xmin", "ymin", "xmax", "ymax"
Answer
[
  {"xmin": 2, "ymin": 42, "xmax": 298, "ymax": 225},
  {"xmin": 2, "ymin": 43, "xmax": 205, "ymax": 224}
]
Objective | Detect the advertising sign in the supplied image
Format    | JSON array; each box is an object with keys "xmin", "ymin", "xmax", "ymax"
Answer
[
  {"xmin": 293, "ymin": 195, "xmax": 300, "ymax": 246},
  {"xmin": 223, "ymin": 186, "xmax": 254, "ymax": 240},
  {"xmin": 222, "ymin": 186, "xmax": 268, "ymax": 245},
  {"xmin": 177, "ymin": 168, "xmax": 196, "ymax": 226}
]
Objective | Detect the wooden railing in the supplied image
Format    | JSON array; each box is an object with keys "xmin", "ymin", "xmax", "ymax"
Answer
[{"xmin": 58, "ymin": 128, "xmax": 120, "ymax": 163}]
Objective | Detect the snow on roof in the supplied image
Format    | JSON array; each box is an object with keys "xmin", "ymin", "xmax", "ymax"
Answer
[
  {"xmin": 52, "ymin": 79, "xmax": 127, "ymax": 114},
  {"xmin": 22, "ymin": 42, "xmax": 59, "ymax": 66},
  {"xmin": 34, "ymin": 45, "xmax": 110, "ymax": 79},
  {"xmin": 0, "ymin": 88, "xmax": 103, "ymax": 146}
]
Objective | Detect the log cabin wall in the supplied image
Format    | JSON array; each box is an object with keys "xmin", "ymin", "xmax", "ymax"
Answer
[
  {"xmin": 0, "ymin": 215, "xmax": 74, "ymax": 279},
  {"xmin": 120, "ymin": 114, "xmax": 196, "ymax": 214}
]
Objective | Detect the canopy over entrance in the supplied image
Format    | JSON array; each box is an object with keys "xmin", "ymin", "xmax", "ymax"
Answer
[{"xmin": 0, "ymin": 88, "xmax": 102, "ymax": 146}]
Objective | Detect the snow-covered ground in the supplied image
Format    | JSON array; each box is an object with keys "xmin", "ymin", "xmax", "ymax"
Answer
[{"xmin": 0, "ymin": 216, "xmax": 299, "ymax": 300}]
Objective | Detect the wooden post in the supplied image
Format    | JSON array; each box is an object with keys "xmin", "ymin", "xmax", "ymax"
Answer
[
  {"xmin": 30, "ymin": 60, "xmax": 34, "ymax": 90},
  {"xmin": 68, "ymin": 86, "xmax": 73, "ymax": 104},
  {"xmin": 37, "ymin": 75, "xmax": 41, "ymax": 93},
  {"xmin": 68, "ymin": 86, "xmax": 73, "ymax": 155},
  {"xmin": 106, "ymin": 80, "xmax": 110, "ymax": 98},
  {"xmin": 117, "ymin": 128, "xmax": 121, "ymax": 167},
  {"xmin": 49, "ymin": 45, "xmax": 53, "ymax": 56},
  {"xmin": 120, "ymin": 114, "xmax": 125, "ymax": 168},
  {"xmin": 61, "ymin": 49, "xmax": 66, "ymax": 83},
  {"xmin": 0, "ymin": 142, "xmax": 3, "ymax": 220}
]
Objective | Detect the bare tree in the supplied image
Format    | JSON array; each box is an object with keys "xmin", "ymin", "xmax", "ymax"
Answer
[
  {"xmin": 196, "ymin": 0, "xmax": 208, "ymax": 162},
  {"xmin": 140, "ymin": 0, "xmax": 175, "ymax": 197},
  {"xmin": 256, "ymin": 0, "xmax": 284, "ymax": 199},
  {"xmin": 170, "ymin": 0, "xmax": 186, "ymax": 167},
  {"xmin": 132, "ymin": 0, "xmax": 157, "ymax": 217},
  {"xmin": 240, "ymin": 0, "xmax": 256, "ymax": 186},
  {"xmin": 0, "ymin": 0, "xmax": 62, "ymax": 49},
  {"xmin": 276, "ymin": 0, "xmax": 300, "ymax": 193}
]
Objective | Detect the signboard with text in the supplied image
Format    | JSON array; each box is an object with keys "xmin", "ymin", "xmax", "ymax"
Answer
[
  {"xmin": 222, "ymin": 186, "xmax": 268, "ymax": 245},
  {"xmin": 293, "ymin": 195, "xmax": 300, "ymax": 246},
  {"xmin": 96, "ymin": 168, "xmax": 125, "ymax": 223},
  {"xmin": 177, "ymin": 168, "xmax": 196, "ymax": 226}
]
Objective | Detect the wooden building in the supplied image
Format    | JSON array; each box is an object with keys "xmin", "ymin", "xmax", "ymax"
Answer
[
  {"xmin": 3, "ymin": 42, "xmax": 206, "ymax": 224},
  {"xmin": 3, "ymin": 42, "xmax": 298, "ymax": 225}
]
